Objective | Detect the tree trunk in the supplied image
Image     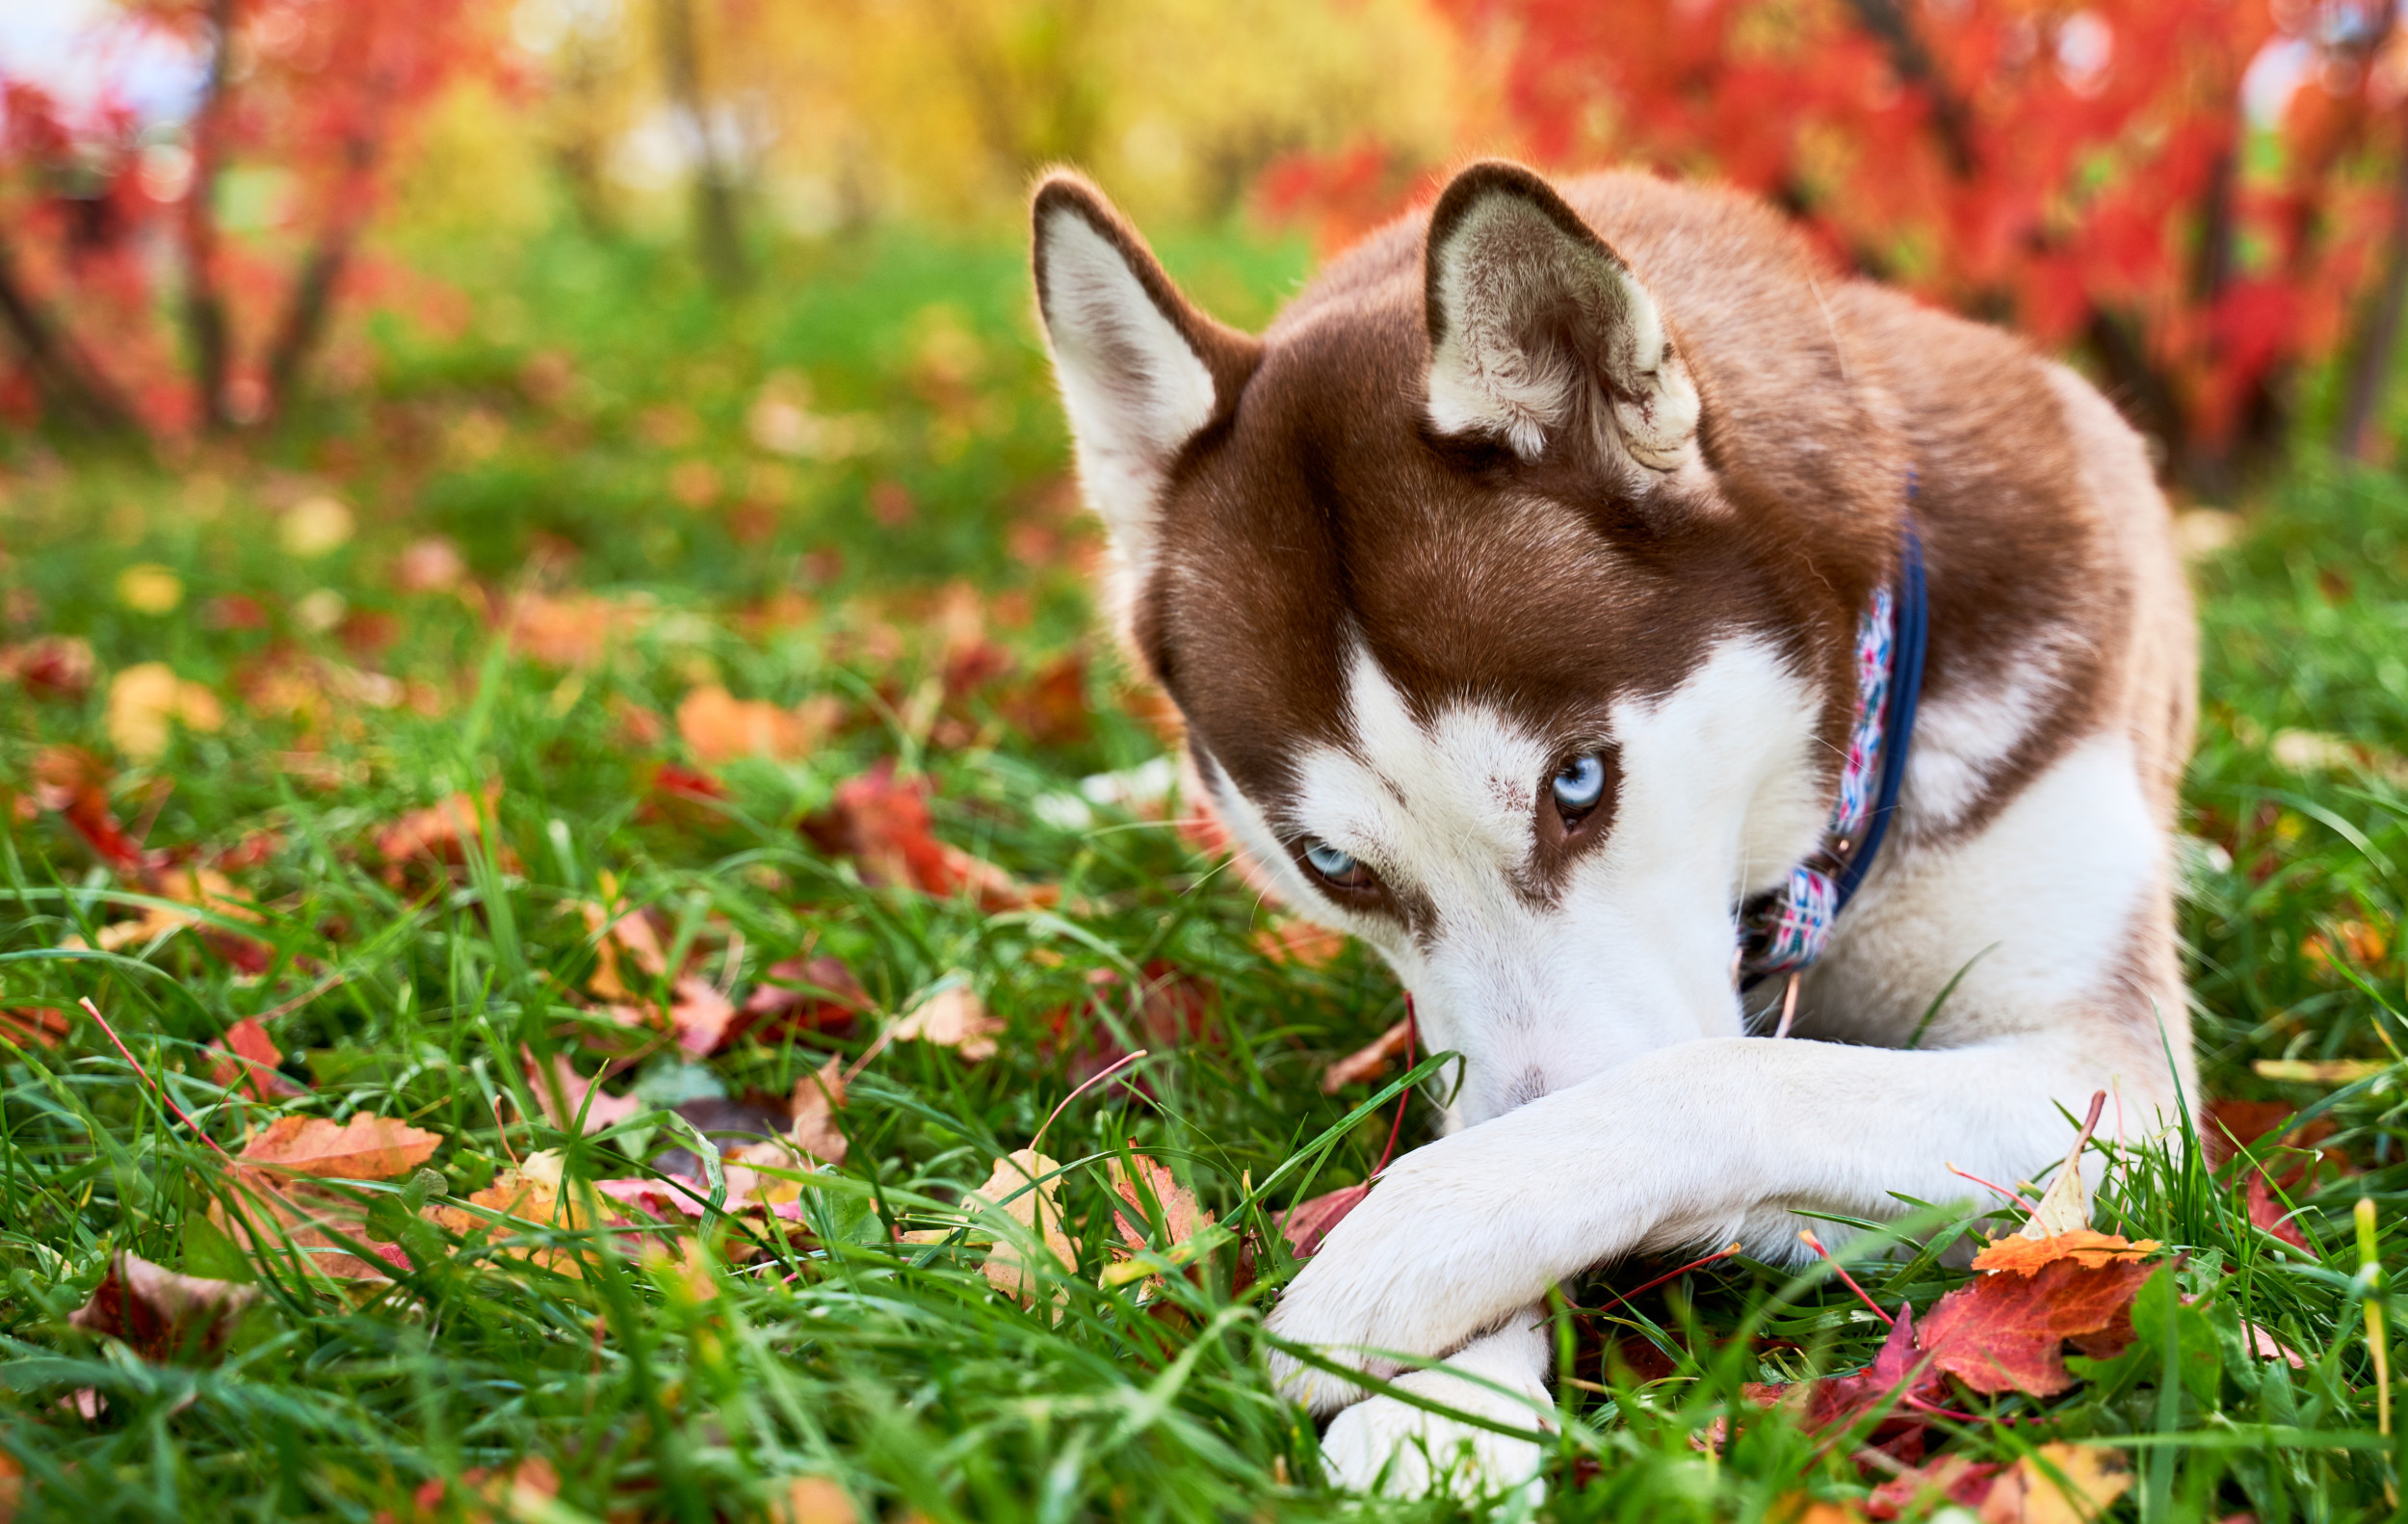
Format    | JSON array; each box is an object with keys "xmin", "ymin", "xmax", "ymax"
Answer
[
  {"xmin": 261, "ymin": 69, "xmax": 394, "ymax": 422},
  {"xmin": 181, "ymin": 0, "xmax": 239, "ymax": 431},
  {"xmin": 2336, "ymin": 128, "xmax": 2408, "ymax": 461},
  {"xmin": 0, "ymin": 233, "xmax": 139, "ymax": 433},
  {"xmin": 653, "ymin": 0, "xmax": 747, "ymax": 293}
]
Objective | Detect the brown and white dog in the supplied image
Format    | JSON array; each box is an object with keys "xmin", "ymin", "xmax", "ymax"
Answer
[{"xmin": 1030, "ymin": 160, "xmax": 2197, "ymax": 1497}]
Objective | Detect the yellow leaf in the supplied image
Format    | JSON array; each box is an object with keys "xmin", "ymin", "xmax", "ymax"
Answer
[
  {"xmin": 1979, "ymin": 1444, "xmax": 2131, "ymax": 1524},
  {"xmin": 107, "ymin": 663, "xmax": 223, "ymax": 762},
  {"xmin": 115, "ymin": 564, "xmax": 184, "ymax": 614},
  {"xmin": 2254, "ymin": 1059, "xmax": 2389, "ymax": 1084},
  {"xmin": 967, "ymin": 1148, "xmax": 1073, "ymax": 1305}
]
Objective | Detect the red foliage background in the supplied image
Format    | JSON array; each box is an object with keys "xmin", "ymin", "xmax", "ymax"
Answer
[
  {"xmin": 1262, "ymin": 0, "xmax": 2408, "ymax": 491},
  {"xmin": 0, "ymin": 0, "xmax": 499, "ymax": 437}
]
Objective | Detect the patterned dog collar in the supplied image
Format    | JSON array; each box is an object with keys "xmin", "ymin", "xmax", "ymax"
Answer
[{"xmin": 1739, "ymin": 514, "xmax": 1929, "ymax": 998}]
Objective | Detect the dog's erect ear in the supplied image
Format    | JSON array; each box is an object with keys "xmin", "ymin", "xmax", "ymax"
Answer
[
  {"xmin": 1033, "ymin": 173, "xmax": 1260, "ymax": 576},
  {"xmin": 1424, "ymin": 161, "xmax": 1699, "ymax": 473}
]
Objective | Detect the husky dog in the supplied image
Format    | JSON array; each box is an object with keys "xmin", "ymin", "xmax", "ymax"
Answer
[{"xmin": 1030, "ymin": 160, "xmax": 2195, "ymax": 1497}]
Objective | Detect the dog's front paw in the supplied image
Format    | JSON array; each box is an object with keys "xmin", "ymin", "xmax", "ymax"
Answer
[
  {"xmin": 1265, "ymin": 1148, "xmax": 1534, "ymax": 1413},
  {"xmin": 1319, "ymin": 1369, "xmax": 1552, "ymax": 1503}
]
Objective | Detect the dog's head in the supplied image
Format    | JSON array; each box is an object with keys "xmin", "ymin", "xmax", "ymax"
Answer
[{"xmin": 1034, "ymin": 162, "xmax": 1869, "ymax": 1127}]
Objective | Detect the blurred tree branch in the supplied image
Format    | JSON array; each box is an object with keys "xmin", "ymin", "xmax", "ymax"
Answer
[
  {"xmin": 181, "ymin": 0, "xmax": 238, "ymax": 432},
  {"xmin": 0, "ymin": 233, "xmax": 136, "ymax": 432},
  {"xmin": 654, "ymin": 0, "xmax": 748, "ymax": 293}
]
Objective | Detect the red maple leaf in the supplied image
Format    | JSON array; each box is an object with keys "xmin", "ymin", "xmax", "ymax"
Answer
[{"xmin": 1916, "ymin": 1256, "xmax": 2156, "ymax": 1396}]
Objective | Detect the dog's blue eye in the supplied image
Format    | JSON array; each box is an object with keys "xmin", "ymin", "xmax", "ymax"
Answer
[
  {"xmin": 1552, "ymin": 753, "xmax": 1608, "ymax": 813},
  {"xmin": 1303, "ymin": 840, "xmax": 1373, "ymax": 888}
]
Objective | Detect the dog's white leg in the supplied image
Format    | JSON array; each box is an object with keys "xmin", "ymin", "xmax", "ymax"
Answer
[
  {"xmin": 1267, "ymin": 1031, "xmax": 2158, "ymax": 1411},
  {"xmin": 1315, "ymin": 1305, "xmax": 1553, "ymax": 1501}
]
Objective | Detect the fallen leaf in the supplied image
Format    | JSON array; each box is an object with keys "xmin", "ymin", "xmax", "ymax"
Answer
[
  {"xmin": 2018, "ymin": 1094, "xmax": 2109, "ymax": 1240},
  {"xmin": 394, "ymin": 536, "xmax": 466, "ymax": 593},
  {"xmin": 107, "ymin": 662, "xmax": 224, "ymax": 762},
  {"xmin": 2204, "ymin": 1097, "xmax": 2334, "ymax": 1164},
  {"xmin": 1108, "ymin": 1153, "xmax": 1210, "ymax": 1250},
  {"xmin": 1918, "ymin": 1258, "xmax": 2156, "ymax": 1396},
  {"xmin": 1773, "ymin": 1498, "xmax": 1871, "ymax": 1524},
  {"xmin": 994, "ymin": 651, "xmax": 1092, "ymax": 748},
  {"xmin": 0, "ymin": 633, "xmax": 96, "ymax": 699},
  {"xmin": 1746, "ymin": 1301, "xmax": 1950, "ymax": 1438},
  {"xmin": 1322, "ymin": 1017, "xmax": 1413, "ymax": 1094},
  {"xmin": 1866, "ymin": 1455, "xmax": 2001, "ymax": 1519},
  {"xmin": 2254, "ymin": 1058, "xmax": 2388, "ymax": 1084},
  {"xmin": 2245, "ymin": 1169, "xmax": 2311, "ymax": 1249},
  {"xmin": 68, "ymin": 1252, "xmax": 257, "ymax": 1361},
  {"xmin": 240, "ymin": 1114, "xmax": 442, "ymax": 1180},
  {"xmin": 892, "ymin": 985, "xmax": 1004, "ymax": 1062},
  {"xmin": 1282, "ymin": 1182, "xmax": 1372, "ymax": 1257},
  {"xmin": 30, "ymin": 746, "xmax": 154, "ymax": 876},
  {"xmin": 967, "ymin": 1148, "xmax": 1074, "ymax": 1305},
  {"xmin": 675, "ymin": 685, "xmax": 838, "ymax": 765},
  {"xmin": 209, "ymin": 1017, "xmax": 305, "ymax": 1099},
  {"xmin": 670, "ymin": 977, "xmax": 739, "ymax": 1056},
  {"xmin": 739, "ymin": 953, "xmax": 869, "ymax": 1041},
  {"xmin": 574, "ymin": 900, "xmax": 670, "ymax": 999},
  {"xmin": 501, "ymin": 590, "xmax": 649, "ymax": 669},
  {"xmin": 787, "ymin": 1055, "xmax": 849, "ymax": 1166},
  {"xmin": 116, "ymin": 563, "xmax": 185, "ymax": 613},
  {"xmin": 376, "ymin": 785, "xmax": 510, "ymax": 888},
  {"xmin": 0, "ymin": 1006, "xmax": 69, "ymax": 1048},
  {"xmin": 1970, "ymin": 1231, "xmax": 2160, "ymax": 1275},
  {"xmin": 1254, "ymin": 917, "xmax": 1348, "ymax": 969},
  {"xmin": 803, "ymin": 760, "xmax": 1055, "ymax": 911},
  {"xmin": 772, "ymin": 1475, "xmax": 860, "ymax": 1524},
  {"xmin": 2269, "ymin": 728, "xmax": 2408, "ymax": 787},
  {"xmin": 526, "ymin": 1050, "xmax": 641, "ymax": 1135},
  {"xmin": 1978, "ymin": 1443, "xmax": 2131, "ymax": 1524},
  {"xmin": 214, "ymin": 1172, "xmax": 406, "ymax": 1281},
  {"xmin": 1048, "ymin": 961, "xmax": 1215, "ymax": 1087},
  {"xmin": 418, "ymin": 1457, "xmax": 562, "ymax": 1524}
]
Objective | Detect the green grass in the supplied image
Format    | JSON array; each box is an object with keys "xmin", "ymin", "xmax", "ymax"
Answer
[{"xmin": 3, "ymin": 223, "xmax": 2407, "ymax": 1521}]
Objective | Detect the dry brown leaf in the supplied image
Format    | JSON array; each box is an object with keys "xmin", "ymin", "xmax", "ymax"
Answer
[
  {"xmin": 1321, "ymin": 1017, "xmax": 1412, "ymax": 1094},
  {"xmin": 1978, "ymin": 1444, "xmax": 2132, "ymax": 1524},
  {"xmin": 68, "ymin": 1252, "xmax": 258, "ymax": 1361},
  {"xmin": 892, "ymin": 985, "xmax": 1004, "ymax": 1062},
  {"xmin": 787, "ymin": 1055, "xmax": 849, "ymax": 1166},
  {"xmin": 240, "ymin": 1114, "xmax": 441, "ymax": 1180},
  {"xmin": 967, "ymin": 1148, "xmax": 1074, "ymax": 1305}
]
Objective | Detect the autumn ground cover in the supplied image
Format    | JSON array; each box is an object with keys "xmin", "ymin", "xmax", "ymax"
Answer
[{"xmin": 4, "ymin": 222, "xmax": 2408, "ymax": 1522}]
